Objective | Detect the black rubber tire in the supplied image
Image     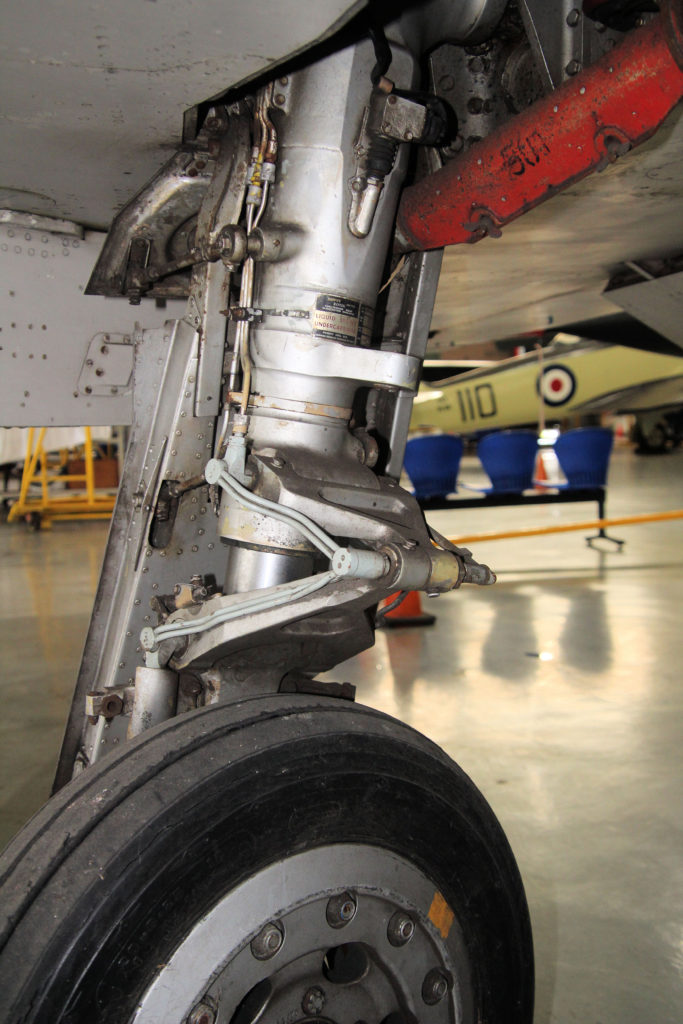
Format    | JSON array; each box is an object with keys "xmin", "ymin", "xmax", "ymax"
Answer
[
  {"xmin": 634, "ymin": 421, "xmax": 670, "ymax": 455},
  {"xmin": 0, "ymin": 696, "xmax": 534, "ymax": 1023}
]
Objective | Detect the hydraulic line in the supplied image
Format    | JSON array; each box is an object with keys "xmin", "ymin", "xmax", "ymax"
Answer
[
  {"xmin": 226, "ymin": 85, "xmax": 277, "ymax": 406},
  {"xmin": 141, "ymin": 460, "xmax": 393, "ymax": 652},
  {"xmin": 207, "ymin": 458, "xmax": 340, "ymax": 559},
  {"xmin": 152, "ymin": 569, "xmax": 338, "ymax": 644}
]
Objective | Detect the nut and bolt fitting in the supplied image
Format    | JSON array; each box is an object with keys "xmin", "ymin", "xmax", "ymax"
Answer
[
  {"xmin": 565, "ymin": 59, "xmax": 582, "ymax": 76},
  {"xmin": 387, "ymin": 910, "xmax": 415, "ymax": 947},
  {"xmin": 326, "ymin": 891, "xmax": 357, "ymax": 928},
  {"xmin": 301, "ymin": 986, "xmax": 326, "ymax": 1015},
  {"xmin": 566, "ymin": 8, "xmax": 581, "ymax": 27},
  {"xmin": 187, "ymin": 1003, "xmax": 216, "ymax": 1024},
  {"xmin": 250, "ymin": 921, "xmax": 284, "ymax": 960},
  {"xmin": 422, "ymin": 968, "xmax": 450, "ymax": 1005}
]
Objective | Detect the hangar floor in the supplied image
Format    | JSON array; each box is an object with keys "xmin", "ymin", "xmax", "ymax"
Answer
[{"xmin": 0, "ymin": 444, "xmax": 681, "ymax": 1023}]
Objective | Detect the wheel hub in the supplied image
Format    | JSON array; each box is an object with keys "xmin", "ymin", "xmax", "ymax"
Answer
[{"xmin": 132, "ymin": 845, "xmax": 471, "ymax": 1024}]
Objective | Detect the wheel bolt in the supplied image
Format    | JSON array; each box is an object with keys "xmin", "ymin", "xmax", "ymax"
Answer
[
  {"xmin": 301, "ymin": 985, "xmax": 326, "ymax": 1015},
  {"xmin": 422, "ymin": 968, "xmax": 450, "ymax": 1005},
  {"xmin": 387, "ymin": 910, "xmax": 415, "ymax": 947},
  {"xmin": 250, "ymin": 921, "xmax": 284, "ymax": 960},
  {"xmin": 188, "ymin": 1003, "xmax": 216, "ymax": 1024},
  {"xmin": 326, "ymin": 891, "xmax": 357, "ymax": 928}
]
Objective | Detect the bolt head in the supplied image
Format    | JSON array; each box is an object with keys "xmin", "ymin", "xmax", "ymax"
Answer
[
  {"xmin": 326, "ymin": 891, "xmax": 357, "ymax": 928},
  {"xmin": 387, "ymin": 910, "xmax": 415, "ymax": 947},
  {"xmin": 188, "ymin": 1003, "xmax": 216, "ymax": 1024},
  {"xmin": 250, "ymin": 921, "xmax": 284, "ymax": 960},
  {"xmin": 422, "ymin": 968, "xmax": 450, "ymax": 1005},
  {"xmin": 301, "ymin": 986, "xmax": 326, "ymax": 1015}
]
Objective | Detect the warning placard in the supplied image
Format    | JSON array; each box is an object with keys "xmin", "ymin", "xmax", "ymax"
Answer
[{"xmin": 312, "ymin": 294, "xmax": 373, "ymax": 346}]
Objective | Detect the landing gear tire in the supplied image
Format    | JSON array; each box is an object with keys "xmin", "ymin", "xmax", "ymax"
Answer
[
  {"xmin": 634, "ymin": 419, "xmax": 671, "ymax": 454},
  {"xmin": 0, "ymin": 696, "xmax": 534, "ymax": 1024}
]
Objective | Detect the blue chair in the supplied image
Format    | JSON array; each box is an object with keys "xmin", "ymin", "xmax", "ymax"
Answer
[
  {"xmin": 554, "ymin": 427, "xmax": 613, "ymax": 487},
  {"xmin": 403, "ymin": 434, "xmax": 463, "ymax": 499},
  {"xmin": 476, "ymin": 430, "xmax": 538, "ymax": 493},
  {"xmin": 553, "ymin": 427, "xmax": 622, "ymax": 548}
]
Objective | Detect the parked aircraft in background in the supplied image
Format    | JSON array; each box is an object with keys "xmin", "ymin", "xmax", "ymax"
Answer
[{"xmin": 410, "ymin": 337, "xmax": 683, "ymax": 448}]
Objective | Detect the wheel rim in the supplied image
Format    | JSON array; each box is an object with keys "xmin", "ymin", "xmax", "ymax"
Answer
[{"xmin": 132, "ymin": 844, "xmax": 473, "ymax": 1024}]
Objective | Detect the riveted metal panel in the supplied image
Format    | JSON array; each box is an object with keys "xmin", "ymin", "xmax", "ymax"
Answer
[{"xmin": 0, "ymin": 217, "xmax": 184, "ymax": 426}]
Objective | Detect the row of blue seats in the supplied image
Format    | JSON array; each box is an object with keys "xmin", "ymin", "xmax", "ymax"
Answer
[{"xmin": 404, "ymin": 427, "xmax": 613, "ymax": 500}]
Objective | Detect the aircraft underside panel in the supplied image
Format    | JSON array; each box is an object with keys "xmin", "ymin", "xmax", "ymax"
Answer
[
  {"xmin": 0, "ymin": 214, "xmax": 184, "ymax": 427},
  {"xmin": 0, "ymin": 0, "xmax": 364, "ymax": 228}
]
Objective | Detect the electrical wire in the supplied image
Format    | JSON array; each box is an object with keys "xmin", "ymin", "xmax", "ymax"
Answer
[
  {"xmin": 369, "ymin": 22, "xmax": 392, "ymax": 85},
  {"xmin": 251, "ymin": 180, "xmax": 270, "ymax": 230},
  {"xmin": 374, "ymin": 590, "xmax": 407, "ymax": 626}
]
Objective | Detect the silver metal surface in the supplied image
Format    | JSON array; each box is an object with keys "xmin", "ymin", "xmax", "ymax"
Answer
[
  {"xmin": 247, "ymin": 39, "xmax": 418, "ymax": 404},
  {"xmin": 0, "ymin": 210, "xmax": 83, "ymax": 238},
  {"xmin": 190, "ymin": 110, "xmax": 251, "ymax": 418},
  {"xmin": 383, "ymin": 249, "xmax": 445, "ymax": 478},
  {"xmin": 77, "ymin": 333, "xmax": 134, "ymax": 397},
  {"xmin": 0, "ymin": 217, "xmax": 184, "ymax": 427},
  {"xmin": 250, "ymin": 332, "xmax": 420, "ymax": 392},
  {"xmin": 55, "ymin": 319, "xmax": 228, "ymax": 780},
  {"xmin": 518, "ymin": 1, "xmax": 623, "ymax": 89},
  {"xmin": 128, "ymin": 666, "xmax": 179, "ymax": 736},
  {"xmin": 399, "ymin": 0, "xmax": 507, "ymax": 54},
  {"xmin": 56, "ymin": 20, "xmax": 466, "ymax": 784},
  {"xmin": 131, "ymin": 844, "xmax": 470, "ymax": 1024},
  {"xmin": 168, "ymin": 575, "xmax": 377, "ymax": 672},
  {"xmin": 606, "ymin": 270, "xmax": 683, "ymax": 350},
  {"xmin": 85, "ymin": 150, "xmax": 215, "ymax": 300},
  {"xmin": 54, "ymin": 34, "xmax": 447, "ymax": 777},
  {"xmin": 223, "ymin": 545, "xmax": 314, "ymax": 594},
  {"xmin": 0, "ymin": 0, "xmax": 365, "ymax": 229}
]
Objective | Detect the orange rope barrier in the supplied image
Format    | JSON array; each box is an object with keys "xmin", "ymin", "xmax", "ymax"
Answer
[{"xmin": 449, "ymin": 509, "xmax": 683, "ymax": 544}]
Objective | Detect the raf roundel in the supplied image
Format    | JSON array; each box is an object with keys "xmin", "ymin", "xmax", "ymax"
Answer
[{"xmin": 537, "ymin": 363, "xmax": 577, "ymax": 406}]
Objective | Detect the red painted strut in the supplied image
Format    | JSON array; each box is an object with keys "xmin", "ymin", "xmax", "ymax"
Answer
[{"xmin": 395, "ymin": 12, "xmax": 683, "ymax": 251}]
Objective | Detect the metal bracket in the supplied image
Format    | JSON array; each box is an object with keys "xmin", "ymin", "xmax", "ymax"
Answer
[
  {"xmin": 85, "ymin": 688, "xmax": 132, "ymax": 720},
  {"xmin": 251, "ymin": 332, "xmax": 421, "ymax": 391},
  {"xmin": 369, "ymin": 91, "xmax": 428, "ymax": 144}
]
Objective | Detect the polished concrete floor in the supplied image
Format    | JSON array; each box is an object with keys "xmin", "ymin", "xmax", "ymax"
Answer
[{"xmin": 1, "ymin": 444, "xmax": 681, "ymax": 1022}]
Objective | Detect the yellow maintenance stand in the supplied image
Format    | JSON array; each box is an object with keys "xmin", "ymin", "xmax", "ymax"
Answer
[{"xmin": 7, "ymin": 427, "xmax": 117, "ymax": 529}]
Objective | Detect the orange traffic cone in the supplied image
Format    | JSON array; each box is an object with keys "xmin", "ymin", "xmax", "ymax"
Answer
[
  {"xmin": 379, "ymin": 590, "xmax": 436, "ymax": 628},
  {"xmin": 534, "ymin": 448, "xmax": 549, "ymax": 489}
]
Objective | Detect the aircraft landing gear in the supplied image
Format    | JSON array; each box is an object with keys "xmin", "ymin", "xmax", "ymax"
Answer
[
  {"xmin": 0, "ymin": 15, "xmax": 535, "ymax": 1021},
  {"xmin": 0, "ymin": 697, "xmax": 533, "ymax": 1023}
]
